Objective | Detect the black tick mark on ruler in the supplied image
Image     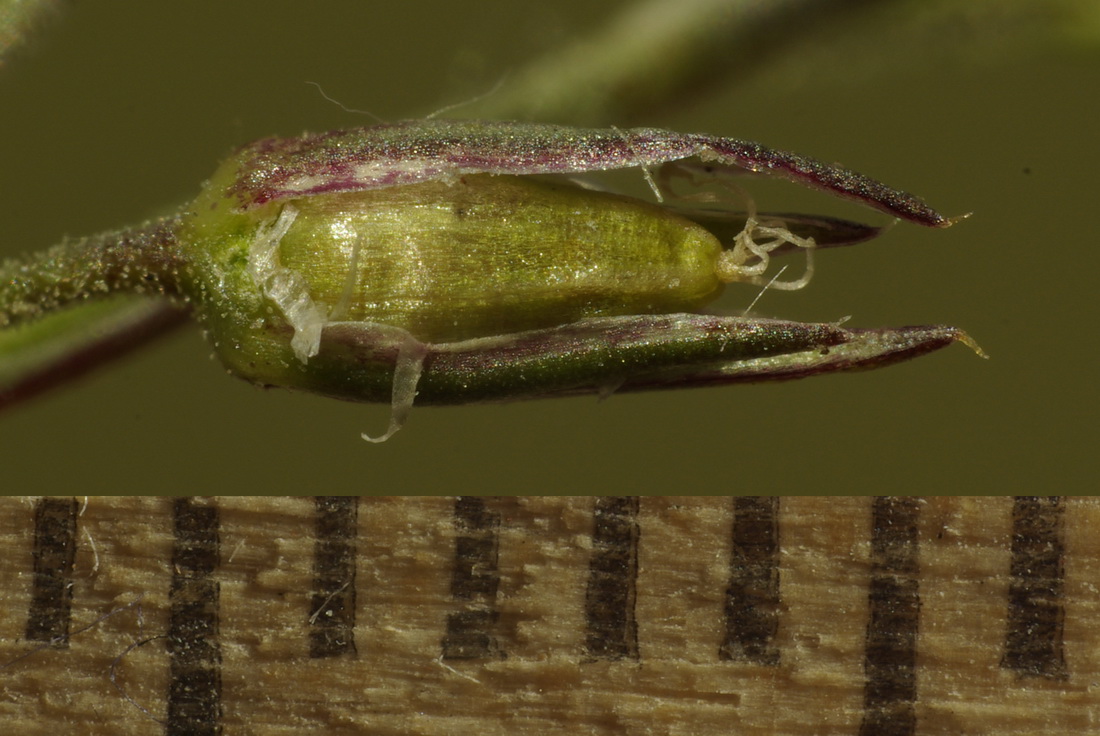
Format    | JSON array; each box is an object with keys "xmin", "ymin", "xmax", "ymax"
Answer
[
  {"xmin": 1003, "ymin": 496, "xmax": 1067, "ymax": 679},
  {"xmin": 721, "ymin": 496, "xmax": 781, "ymax": 665},
  {"xmin": 859, "ymin": 496, "xmax": 921, "ymax": 736},
  {"xmin": 167, "ymin": 498, "xmax": 222, "ymax": 736},
  {"xmin": 25, "ymin": 497, "xmax": 79, "ymax": 648},
  {"xmin": 442, "ymin": 496, "xmax": 505, "ymax": 660},
  {"xmin": 584, "ymin": 496, "xmax": 640, "ymax": 661},
  {"xmin": 310, "ymin": 496, "xmax": 359, "ymax": 658}
]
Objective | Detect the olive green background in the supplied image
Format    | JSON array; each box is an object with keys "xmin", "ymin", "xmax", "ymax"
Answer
[{"xmin": 0, "ymin": 1, "xmax": 1095, "ymax": 493}]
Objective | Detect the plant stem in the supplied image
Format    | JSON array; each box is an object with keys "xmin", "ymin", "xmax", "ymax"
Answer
[
  {"xmin": 0, "ymin": 215, "xmax": 186, "ymax": 329},
  {"xmin": 0, "ymin": 0, "xmax": 58, "ymax": 64},
  {"xmin": 463, "ymin": 0, "xmax": 888, "ymax": 125},
  {"xmin": 0, "ymin": 297, "xmax": 188, "ymax": 410}
]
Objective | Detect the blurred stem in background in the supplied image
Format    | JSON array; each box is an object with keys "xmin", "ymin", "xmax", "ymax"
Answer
[{"xmin": 0, "ymin": 0, "xmax": 56, "ymax": 65}]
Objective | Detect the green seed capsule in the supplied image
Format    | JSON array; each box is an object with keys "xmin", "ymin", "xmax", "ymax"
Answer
[
  {"xmin": 177, "ymin": 152, "xmax": 733, "ymax": 415},
  {"xmin": 156, "ymin": 119, "xmax": 965, "ymax": 441},
  {"xmin": 276, "ymin": 174, "xmax": 724, "ymax": 343}
]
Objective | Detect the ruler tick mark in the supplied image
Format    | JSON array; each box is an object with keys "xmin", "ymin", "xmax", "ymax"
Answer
[
  {"xmin": 859, "ymin": 496, "xmax": 921, "ymax": 736},
  {"xmin": 442, "ymin": 497, "xmax": 504, "ymax": 660},
  {"xmin": 721, "ymin": 496, "xmax": 781, "ymax": 665},
  {"xmin": 25, "ymin": 497, "xmax": 79, "ymax": 648},
  {"xmin": 167, "ymin": 498, "xmax": 222, "ymax": 736},
  {"xmin": 584, "ymin": 496, "xmax": 640, "ymax": 661},
  {"xmin": 1002, "ymin": 496, "xmax": 1067, "ymax": 679},
  {"xmin": 310, "ymin": 496, "xmax": 359, "ymax": 658}
]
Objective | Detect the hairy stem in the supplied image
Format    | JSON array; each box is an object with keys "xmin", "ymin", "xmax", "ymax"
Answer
[{"xmin": 0, "ymin": 215, "xmax": 187, "ymax": 329}]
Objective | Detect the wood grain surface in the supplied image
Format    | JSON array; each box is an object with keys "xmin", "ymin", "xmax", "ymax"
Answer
[{"xmin": 1, "ymin": 496, "xmax": 1096, "ymax": 735}]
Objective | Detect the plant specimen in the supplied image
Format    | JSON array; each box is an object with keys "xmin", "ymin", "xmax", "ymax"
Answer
[{"xmin": 0, "ymin": 1, "xmax": 1003, "ymax": 441}]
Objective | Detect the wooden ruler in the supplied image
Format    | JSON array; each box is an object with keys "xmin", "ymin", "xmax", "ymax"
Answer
[{"xmin": 1, "ymin": 497, "xmax": 1095, "ymax": 735}]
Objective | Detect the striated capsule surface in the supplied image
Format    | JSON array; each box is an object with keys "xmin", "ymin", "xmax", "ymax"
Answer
[{"xmin": 276, "ymin": 174, "xmax": 724, "ymax": 343}]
